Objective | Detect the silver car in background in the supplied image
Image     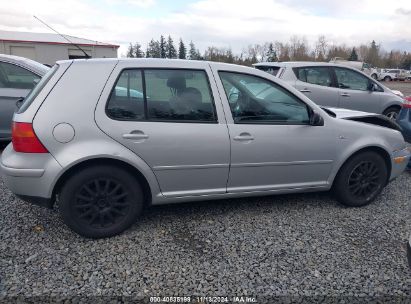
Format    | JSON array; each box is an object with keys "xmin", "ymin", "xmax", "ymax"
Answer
[
  {"xmin": 0, "ymin": 54, "xmax": 48, "ymax": 140},
  {"xmin": 254, "ymin": 62, "xmax": 404, "ymax": 119},
  {"xmin": 1, "ymin": 59, "xmax": 409, "ymax": 238}
]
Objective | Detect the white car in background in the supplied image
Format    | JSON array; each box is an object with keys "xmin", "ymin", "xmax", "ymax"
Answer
[{"xmin": 379, "ymin": 69, "xmax": 407, "ymax": 82}]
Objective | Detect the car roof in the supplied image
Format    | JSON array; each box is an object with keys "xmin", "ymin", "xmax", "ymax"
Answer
[
  {"xmin": 59, "ymin": 58, "xmax": 264, "ymax": 73},
  {"xmin": 254, "ymin": 61, "xmax": 358, "ymax": 69},
  {"xmin": 0, "ymin": 54, "xmax": 49, "ymax": 75}
]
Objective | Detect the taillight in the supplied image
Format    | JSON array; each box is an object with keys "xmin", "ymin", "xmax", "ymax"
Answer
[
  {"xmin": 403, "ymin": 96, "xmax": 411, "ymax": 109},
  {"xmin": 12, "ymin": 122, "xmax": 48, "ymax": 153}
]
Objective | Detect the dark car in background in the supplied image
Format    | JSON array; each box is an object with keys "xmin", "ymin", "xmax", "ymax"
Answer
[{"xmin": 0, "ymin": 54, "xmax": 48, "ymax": 141}]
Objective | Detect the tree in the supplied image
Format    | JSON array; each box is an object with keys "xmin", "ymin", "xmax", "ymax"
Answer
[
  {"xmin": 266, "ymin": 43, "xmax": 277, "ymax": 62},
  {"xmin": 366, "ymin": 40, "xmax": 380, "ymax": 66},
  {"xmin": 348, "ymin": 47, "xmax": 358, "ymax": 61},
  {"xmin": 134, "ymin": 42, "xmax": 145, "ymax": 58},
  {"xmin": 315, "ymin": 35, "xmax": 328, "ymax": 61},
  {"xmin": 159, "ymin": 35, "xmax": 167, "ymax": 58},
  {"xmin": 400, "ymin": 52, "xmax": 411, "ymax": 70},
  {"xmin": 126, "ymin": 43, "xmax": 135, "ymax": 58},
  {"xmin": 166, "ymin": 35, "xmax": 177, "ymax": 59},
  {"xmin": 146, "ymin": 39, "xmax": 160, "ymax": 58},
  {"xmin": 178, "ymin": 38, "xmax": 187, "ymax": 59},
  {"xmin": 189, "ymin": 41, "xmax": 200, "ymax": 60}
]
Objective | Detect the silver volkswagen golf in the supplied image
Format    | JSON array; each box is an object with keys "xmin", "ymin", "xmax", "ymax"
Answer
[{"xmin": 1, "ymin": 59, "xmax": 410, "ymax": 238}]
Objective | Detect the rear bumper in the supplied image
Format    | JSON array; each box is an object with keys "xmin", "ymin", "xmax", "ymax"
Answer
[{"xmin": 1, "ymin": 143, "xmax": 62, "ymax": 206}]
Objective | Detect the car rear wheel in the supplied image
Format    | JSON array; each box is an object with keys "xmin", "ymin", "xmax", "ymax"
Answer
[
  {"xmin": 371, "ymin": 73, "xmax": 378, "ymax": 80},
  {"xmin": 383, "ymin": 106, "xmax": 400, "ymax": 120},
  {"xmin": 59, "ymin": 165, "xmax": 144, "ymax": 238},
  {"xmin": 333, "ymin": 152, "xmax": 387, "ymax": 207},
  {"xmin": 384, "ymin": 76, "xmax": 392, "ymax": 82}
]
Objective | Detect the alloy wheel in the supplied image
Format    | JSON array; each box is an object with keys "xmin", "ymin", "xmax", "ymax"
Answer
[
  {"xmin": 385, "ymin": 111, "xmax": 398, "ymax": 120},
  {"xmin": 73, "ymin": 178, "xmax": 131, "ymax": 229},
  {"xmin": 347, "ymin": 161, "xmax": 381, "ymax": 200}
]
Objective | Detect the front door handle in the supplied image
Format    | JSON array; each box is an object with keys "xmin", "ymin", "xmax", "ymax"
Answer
[
  {"xmin": 340, "ymin": 92, "xmax": 350, "ymax": 97},
  {"xmin": 300, "ymin": 89, "xmax": 311, "ymax": 93},
  {"xmin": 122, "ymin": 131, "xmax": 149, "ymax": 140},
  {"xmin": 233, "ymin": 133, "xmax": 254, "ymax": 141}
]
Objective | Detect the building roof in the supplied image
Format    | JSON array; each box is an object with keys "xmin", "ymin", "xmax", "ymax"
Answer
[{"xmin": 0, "ymin": 30, "xmax": 119, "ymax": 48}]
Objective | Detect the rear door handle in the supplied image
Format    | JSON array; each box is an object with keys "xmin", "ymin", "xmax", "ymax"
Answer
[
  {"xmin": 233, "ymin": 133, "xmax": 254, "ymax": 141},
  {"xmin": 300, "ymin": 89, "xmax": 311, "ymax": 93},
  {"xmin": 122, "ymin": 131, "xmax": 149, "ymax": 140},
  {"xmin": 340, "ymin": 92, "xmax": 350, "ymax": 97}
]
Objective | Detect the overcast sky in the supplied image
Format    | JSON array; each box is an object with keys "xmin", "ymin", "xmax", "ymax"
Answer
[{"xmin": 1, "ymin": 0, "xmax": 410, "ymax": 56}]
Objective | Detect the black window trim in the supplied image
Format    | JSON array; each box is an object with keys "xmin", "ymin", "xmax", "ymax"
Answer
[
  {"xmin": 218, "ymin": 70, "xmax": 315, "ymax": 126},
  {"xmin": 105, "ymin": 67, "xmax": 219, "ymax": 124},
  {"xmin": 292, "ymin": 66, "xmax": 338, "ymax": 88}
]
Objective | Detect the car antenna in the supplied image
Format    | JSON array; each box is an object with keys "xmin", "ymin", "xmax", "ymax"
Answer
[{"xmin": 33, "ymin": 15, "xmax": 91, "ymax": 59}]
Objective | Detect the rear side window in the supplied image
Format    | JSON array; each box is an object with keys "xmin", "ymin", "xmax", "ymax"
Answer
[
  {"xmin": 106, "ymin": 70, "xmax": 144, "ymax": 120},
  {"xmin": 0, "ymin": 62, "xmax": 40, "ymax": 89},
  {"xmin": 294, "ymin": 67, "xmax": 333, "ymax": 87},
  {"xmin": 17, "ymin": 64, "xmax": 58, "ymax": 114},
  {"xmin": 107, "ymin": 69, "xmax": 216, "ymax": 122}
]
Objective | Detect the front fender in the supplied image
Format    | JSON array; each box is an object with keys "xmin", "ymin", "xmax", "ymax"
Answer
[{"xmin": 326, "ymin": 120, "xmax": 394, "ymax": 184}]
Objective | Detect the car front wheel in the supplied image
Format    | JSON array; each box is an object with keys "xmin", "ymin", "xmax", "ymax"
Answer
[
  {"xmin": 59, "ymin": 165, "xmax": 144, "ymax": 238},
  {"xmin": 333, "ymin": 152, "xmax": 388, "ymax": 207},
  {"xmin": 383, "ymin": 106, "xmax": 400, "ymax": 120}
]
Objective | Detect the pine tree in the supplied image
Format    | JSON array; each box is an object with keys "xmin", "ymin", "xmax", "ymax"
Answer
[
  {"xmin": 348, "ymin": 47, "xmax": 358, "ymax": 61},
  {"xmin": 178, "ymin": 38, "xmax": 187, "ymax": 59},
  {"xmin": 166, "ymin": 35, "xmax": 177, "ymax": 59},
  {"xmin": 226, "ymin": 48, "xmax": 234, "ymax": 63},
  {"xmin": 189, "ymin": 41, "xmax": 198, "ymax": 60},
  {"xmin": 159, "ymin": 35, "xmax": 167, "ymax": 59},
  {"xmin": 366, "ymin": 40, "xmax": 380, "ymax": 66},
  {"xmin": 134, "ymin": 42, "xmax": 145, "ymax": 58},
  {"xmin": 126, "ymin": 43, "xmax": 135, "ymax": 58},
  {"xmin": 266, "ymin": 43, "xmax": 278, "ymax": 62},
  {"xmin": 146, "ymin": 39, "xmax": 161, "ymax": 58}
]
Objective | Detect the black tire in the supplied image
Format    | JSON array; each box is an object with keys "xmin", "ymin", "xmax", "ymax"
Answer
[
  {"xmin": 383, "ymin": 106, "xmax": 400, "ymax": 120},
  {"xmin": 333, "ymin": 152, "xmax": 387, "ymax": 207},
  {"xmin": 384, "ymin": 76, "xmax": 392, "ymax": 82},
  {"xmin": 59, "ymin": 165, "xmax": 144, "ymax": 238},
  {"xmin": 371, "ymin": 74, "xmax": 378, "ymax": 80}
]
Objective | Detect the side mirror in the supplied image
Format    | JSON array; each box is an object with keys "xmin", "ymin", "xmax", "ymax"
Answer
[
  {"xmin": 368, "ymin": 82, "xmax": 378, "ymax": 91},
  {"xmin": 310, "ymin": 112, "xmax": 324, "ymax": 126}
]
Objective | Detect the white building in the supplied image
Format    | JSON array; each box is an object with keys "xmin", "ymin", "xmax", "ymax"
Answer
[{"xmin": 0, "ymin": 30, "xmax": 119, "ymax": 65}]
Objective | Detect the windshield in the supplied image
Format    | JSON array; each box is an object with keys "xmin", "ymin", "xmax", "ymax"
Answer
[{"xmin": 17, "ymin": 64, "xmax": 59, "ymax": 113}]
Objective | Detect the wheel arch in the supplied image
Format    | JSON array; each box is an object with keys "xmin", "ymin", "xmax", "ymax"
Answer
[
  {"xmin": 52, "ymin": 157, "xmax": 153, "ymax": 208},
  {"xmin": 332, "ymin": 146, "xmax": 392, "ymax": 186}
]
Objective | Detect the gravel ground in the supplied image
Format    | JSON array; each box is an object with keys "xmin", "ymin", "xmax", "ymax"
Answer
[{"xmin": 0, "ymin": 169, "xmax": 410, "ymax": 302}]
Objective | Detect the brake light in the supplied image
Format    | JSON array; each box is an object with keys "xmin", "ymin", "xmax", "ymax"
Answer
[
  {"xmin": 12, "ymin": 122, "xmax": 48, "ymax": 153},
  {"xmin": 403, "ymin": 96, "xmax": 411, "ymax": 109}
]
